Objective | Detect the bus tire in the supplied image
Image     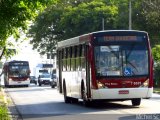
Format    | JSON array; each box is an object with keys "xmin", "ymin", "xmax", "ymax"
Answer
[
  {"xmin": 35, "ymin": 81, "xmax": 37, "ymax": 85},
  {"xmin": 63, "ymin": 81, "xmax": 71, "ymax": 103},
  {"xmin": 131, "ymin": 98, "xmax": 141, "ymax": 106},
  {"xmin": 4, "ymin": 80, "xmax": 8, "ymax": 88},
  {"xmin": 51, "ymin": 85, "xmax": 55, "ymax": 88},
  {"xmin": 82, "ymin": 84, "xmax": 91, "ymax": 107}
]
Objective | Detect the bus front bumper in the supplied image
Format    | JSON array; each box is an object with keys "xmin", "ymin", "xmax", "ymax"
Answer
[
  {"xmin": 9, "ymin": 80, "xmax": 30, "ymax": 86},
  {"xmin": 91, "ymin": 88, "xmax": 153, "ymax": 100}
]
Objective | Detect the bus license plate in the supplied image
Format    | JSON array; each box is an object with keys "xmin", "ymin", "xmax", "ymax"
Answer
[{"xmin": 119, "ymin": 90, "xmax": 129, "ymax": 94}]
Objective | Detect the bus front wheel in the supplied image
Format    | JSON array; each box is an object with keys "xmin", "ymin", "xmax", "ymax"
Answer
[
  {"xmin": 82, "ymin": 85, "xmax": 91, "ymax": 107},
  {"xmin": 39, "ymin": 83, "xmax": 42, "ymax": 86},
  {"xmin": 131, "ymin": 98, "xmax": 141, "ymax": 106}
]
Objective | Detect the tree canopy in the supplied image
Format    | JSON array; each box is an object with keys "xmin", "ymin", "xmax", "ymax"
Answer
[
  {"xmin": 1, "ymin": 0, "xmax": 160, "ymax": 57},
  {"xmin": 0, "ymin": 0, "xmax": 56, "ymax": 59},
  {"xmin": 28, "ymin": 0, "xmax": 119, "ymax": 54}
]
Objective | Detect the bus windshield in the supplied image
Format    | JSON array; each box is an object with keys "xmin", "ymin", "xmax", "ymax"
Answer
[
  {"xmin": 94, "ymin": 43, "xmax": 149, "ymax": 77},
  {"xmin": 8, "ymin": 65, "xmax": 29, "ymax": 77}
]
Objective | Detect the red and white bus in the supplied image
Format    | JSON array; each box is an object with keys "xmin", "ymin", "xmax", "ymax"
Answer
[
  {"xmin": 56, "ymin": 30, "xmax": 153, "ymax": 106},
  {"xmin": 3, "ymin": 60, "xmax": 30, "ymax": 87}
]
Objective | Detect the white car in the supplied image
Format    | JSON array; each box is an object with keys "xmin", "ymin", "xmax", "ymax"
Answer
[{"xmin": 38, "ymin": 74, "xmax": 52, "ymax": 86}]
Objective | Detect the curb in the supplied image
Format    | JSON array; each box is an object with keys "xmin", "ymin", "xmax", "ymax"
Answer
[
  {"xmin": 1, "ymin": 87, "xmax": 7, "ymax": 104},
  {"xmin": 0, "ymin": 87, "xmax": 12, "ymax": 120},
  {"xmin": 1, "ymin": 87, "xmax": 23, "ymax": 120}
]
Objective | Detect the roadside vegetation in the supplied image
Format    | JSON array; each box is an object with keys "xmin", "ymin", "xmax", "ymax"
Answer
[
  {"xmin": 0, "ymin": 87, "xmax": 10, "ymax": 120},
  {"xmin": 153, "ymin": 88, "xmax": 160, "ymax": 94}
]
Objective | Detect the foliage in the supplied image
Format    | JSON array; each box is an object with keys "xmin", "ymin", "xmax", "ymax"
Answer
[
  {"xmin": 152, "ymin": 45, "xmax": 160, "ymax": 62},
  {"xmin": 0, "ymin": 88, "xmax": 10, "ymax": 120},
  {"xmin": 132, "ymin": 0, "xmax": 160, "ymax": 46},
  {"xmin": 153, "ymin": 64, "xmax": 160, "ymax": 87},
  {"xmin": 30, "ymin": 0, "xmax": 160, "ymax": 54},
  {"xmin": 153, "ymin": 88, "xmax": 160, "ymax": 93},
  {"xmin": 152, "ymin": 45, "xmax": 160, "ymax": 87},
  {"xmin": 0, "ymin": 0, "xmax": 56, "ymax": 58},
  {"xmin": 28, "ymin": 0, "xmax": 119, "ymax": 54},
  {"xmin": 1, "ymin": 0, "xmax": 160, "ymax": 57}
]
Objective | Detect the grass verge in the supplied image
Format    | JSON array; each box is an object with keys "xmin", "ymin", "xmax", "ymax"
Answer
[
  {"xmin": 153, "ymin": 88, "xmax": 160, "ymax": 94},
  {"xmin": 0, "ymin": 87, "xmax": 10, "ymax": 120}
]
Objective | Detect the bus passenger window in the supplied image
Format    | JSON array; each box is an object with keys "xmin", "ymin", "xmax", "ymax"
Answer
[
  {"xmin": 70, "ymin": 47, "xmax": 74, "ymax": 71},
  {"xmin": 81, "ymin": 45, "xmax": 86, "ymax": 69},
  {"xmin": 62, "ymin": 49, "xmax": 67, "ymax": 71},
  {"xmin": 67, "ymin": 47, "xmax": 70, "ymax": 71},
  {"xmin": 73, "ymin": 46, "xmax": 77, "ymax": 71}
]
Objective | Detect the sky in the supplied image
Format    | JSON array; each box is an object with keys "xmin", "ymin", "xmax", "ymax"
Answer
[{"xmin": 7, "ymin": 36, "xmax": 51, "ymax": 75}]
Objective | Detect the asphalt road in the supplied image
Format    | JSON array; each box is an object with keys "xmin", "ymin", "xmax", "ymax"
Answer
[{"xmin": 4, "ymin": 84, "xmax": 160, "ymax": 120}]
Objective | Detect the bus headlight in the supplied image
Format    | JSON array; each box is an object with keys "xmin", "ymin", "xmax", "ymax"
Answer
[
  {"xmin": 97, "ymin": 82, "xmax": 106, "ymax": 89},
  {"xmin": 141, "ymin": 79, "xmax": 149, "ymax": 87}
]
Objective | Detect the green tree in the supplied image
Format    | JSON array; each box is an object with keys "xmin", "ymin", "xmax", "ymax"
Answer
[
  {"xmin": 0, "ymin": 0, "xmax": 56, "ymax": 58},
  {"xmin": 28, "ymin": 0, "xmax": 118, "ymax": 54},
  {"xmin": 132, "ymin": 0, "xmax": 160, "ymax": 46},
  {"xmin": 152, "ymin": 45, "xmax": 160, "ymax": 87},
  {"xmin": 152, "ymin": 45, "xmax": 160, "ymax": 63},
  {"xmin": 28, "ymin": 0, "xmax": 160, "ymax": 54}
]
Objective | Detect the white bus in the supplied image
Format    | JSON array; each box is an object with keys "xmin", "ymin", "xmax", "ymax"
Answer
[
  {"xmin": 3, "ymin": 60, "xmax": 30, "ymax": 87},
  {"xmin": 56, "ymin": 30, "xmax": 153, "ymax": 107}
]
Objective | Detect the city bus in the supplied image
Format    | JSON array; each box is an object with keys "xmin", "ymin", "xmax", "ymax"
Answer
[
  {"xmin": 3, "ymin": 60, "xmax": 30, "ymax": 87},
  {"xmin": 56, "ymin": 30, "xmax": 153, "ymax": 106}
]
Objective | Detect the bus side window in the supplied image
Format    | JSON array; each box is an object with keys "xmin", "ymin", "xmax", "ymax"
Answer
[
  {"xmin": 74, "ymin": 46, "xmax": 77, "ymax": 71},
  {"xmin": 81, "ymin": 45, "xmax": 86, "ymax": 70},
  {"xmin": 62, "ymin": 49, "xmax": 66, "ymax": 71},
  {"xmin": 65, "ymin": 48, "xmax": 68, "ymax": 71},
  {"xmin": 71, "ymin": 46, "xmax": 76, "ymax": 71},
  {"xmin": 76, "ymin": 45, "xmax": 81, "ymax": 71},
  {"xmin": 62, "ymin": 49, "xmax": 64, "ymax": 71},
  {"xmin": 70, "ymin": 47, "xmax": 73, "ymax": 71},
  {"xmin": 67, "ymin": 47, "xmax": 70, "ymax": 71},
  {"xmin": 65, "ymin": 48, "xmax": 67, "ymax": 71},
  {"xmin": 78, "ymin": 45, "xmax": 82, "ymax": 71}
]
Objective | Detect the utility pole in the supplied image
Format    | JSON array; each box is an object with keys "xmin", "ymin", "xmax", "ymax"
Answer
[
  {"xmin": 102, "ymin": 18, "xmax": 104, "ymax": 30},
  {"xmin": 129, "ymin": 0, "xmax": 132, "ymax": 30}
]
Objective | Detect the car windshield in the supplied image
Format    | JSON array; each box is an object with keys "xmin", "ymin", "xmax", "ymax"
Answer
[
  {"xmin": 94, "ymin": 44, "xmax": 148, "ymax": 77},
  {"xmin": 40, "ymin": 74, "xmax": 51, "ymax": 78},
  {"xmin": 30, "ymin": 76, "xmax": 35, "ymax": 79}
]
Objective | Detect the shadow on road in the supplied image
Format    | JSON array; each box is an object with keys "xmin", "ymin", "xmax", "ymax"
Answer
[
  {"xmin": 7, "ymin": 100, "xmax": 140, "ymax": 120},
  {"xmin": 4, "ymin": 85, "xmax": 145, "ymax": 120}
]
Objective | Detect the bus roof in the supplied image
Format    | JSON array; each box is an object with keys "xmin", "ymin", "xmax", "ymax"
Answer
[
  {"xmin": 5, "ymin": 60, "xmax": 29, "ymax": 63},
  {"xmin": 57, "ymin": 30, "xmax": 147, "ymax": 49},
  {"xmin": 4, "ymin": 60, "xmax": 29, "ymax": 65}
]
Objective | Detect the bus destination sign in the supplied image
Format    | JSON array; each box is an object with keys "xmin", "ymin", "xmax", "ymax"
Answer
[{"xmin": 104, "ymin": 36, "xmax": 138, "ymax": 41}]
